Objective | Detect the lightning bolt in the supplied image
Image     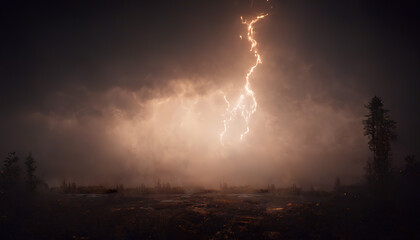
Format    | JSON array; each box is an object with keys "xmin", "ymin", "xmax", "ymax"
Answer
[{"xmin": 220, "ymin": 13, "xmax": 268, "ymax": 145}]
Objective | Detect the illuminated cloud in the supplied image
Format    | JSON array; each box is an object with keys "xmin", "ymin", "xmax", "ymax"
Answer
[{"xmin": 1, "ymin": 1, "xmax": 418, "ymax": 189}]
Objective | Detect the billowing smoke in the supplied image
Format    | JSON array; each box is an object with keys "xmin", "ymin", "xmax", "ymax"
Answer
[{"xmin": 2, "ymin": 50, "xmax": 368, "ymax": 189}]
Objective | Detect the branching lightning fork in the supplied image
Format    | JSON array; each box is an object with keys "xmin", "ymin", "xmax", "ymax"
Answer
[{"xmin": 220, "ymin": 13, "xmax": 268, "ymax": 145}]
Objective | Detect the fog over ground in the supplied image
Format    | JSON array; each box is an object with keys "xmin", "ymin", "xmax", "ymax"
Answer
[{"xmin": 1, "ymin": 1, "xmax": 419, "ymax": 189}]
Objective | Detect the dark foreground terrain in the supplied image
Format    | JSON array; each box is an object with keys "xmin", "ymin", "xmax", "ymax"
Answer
[{"xmin": 1, "ymin": 189, "xmax": 419, "ymax": 240}]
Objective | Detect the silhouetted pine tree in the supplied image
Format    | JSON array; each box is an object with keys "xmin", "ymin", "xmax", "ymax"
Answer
[
  {"xmin": 25, "ymin": 152, "xmax": 37, "ymax": 191},
  {"xmin": 1, "ymin": 152, "xmax": 20, "ymax": 189},
  {"xmin": 363, "ymin": 96, "xmax": 396, "ymax": 192}
]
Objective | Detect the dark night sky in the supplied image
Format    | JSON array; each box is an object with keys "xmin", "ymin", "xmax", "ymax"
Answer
[{"xmin": 1, "ymin": 0, "xmax": 419, "ymax": 188}]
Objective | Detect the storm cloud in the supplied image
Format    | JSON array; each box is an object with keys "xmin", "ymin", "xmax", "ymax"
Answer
[{"xmin": 1, "ymin": 0, "xmax": 419, "ymax": 189}]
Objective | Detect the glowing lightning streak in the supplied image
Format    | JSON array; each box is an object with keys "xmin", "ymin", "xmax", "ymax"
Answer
[{"xmin": 220, "ymin": 13, "xmax": 268, "ymax": 145}]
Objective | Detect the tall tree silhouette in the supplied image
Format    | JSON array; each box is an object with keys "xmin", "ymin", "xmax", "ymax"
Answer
[
  {"xmin": 1, "ymin": 152, "xmax": 20, "ymax": 189},
  {"xmin": 334, "ymin": 177, "xmax": 341, "ymax": 192},
  {"xmin": 363, "ymin": 96, "xmax": 396, "ymax": 191},
  {"xmin": 25, "ymin": 152, "xmax": 37, "ymax": 191}
]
